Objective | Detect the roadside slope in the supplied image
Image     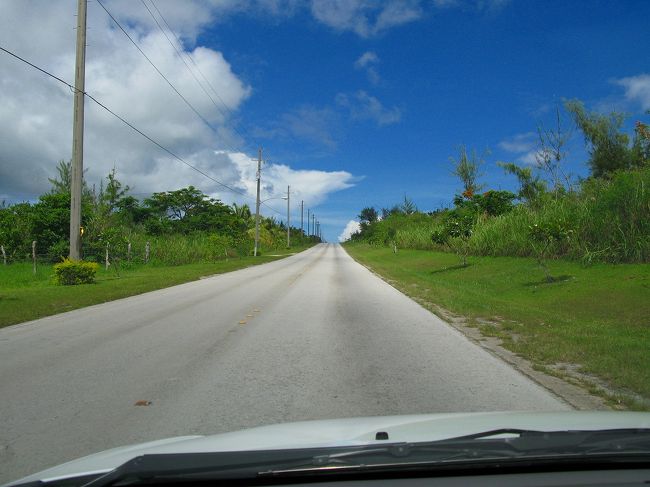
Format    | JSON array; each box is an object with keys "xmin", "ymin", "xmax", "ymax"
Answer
[{"xmin": 343, "ymin": 243, "xmax": 650, "ymax": 410}]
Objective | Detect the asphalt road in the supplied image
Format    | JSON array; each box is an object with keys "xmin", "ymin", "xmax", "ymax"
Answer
[{"xmin": 0, "ymin": 243, "xmax": 569, "ymax": 482}]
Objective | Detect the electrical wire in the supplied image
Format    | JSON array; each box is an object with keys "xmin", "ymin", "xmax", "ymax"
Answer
[
  {"xmin": 148, "ymin": 0, "xmax": 290, "ymax": 170},
  {"xmin": 0, "ymin": 44, "xmax": 283, "ymax": 216},
  {"xmin": 95, "ymin": 0, "xmax": 225, "ymax": 145},
  {"xmin": 118, "ymin": 0, "xmax": 301, "ymax": 215},
  {"xmin": 140, "ymin": 0, "xmax": 256, "ymax": 155}
]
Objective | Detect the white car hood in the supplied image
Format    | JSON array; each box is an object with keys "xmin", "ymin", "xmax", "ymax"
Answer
[{"xmin": 7, "ymin": 411, "xmax": 650, "ymax": 485}]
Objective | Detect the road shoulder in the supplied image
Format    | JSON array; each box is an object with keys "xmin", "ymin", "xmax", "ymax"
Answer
[{"xmin": 341, "ymin": 245, "xmax": 609, "ymax": 411}]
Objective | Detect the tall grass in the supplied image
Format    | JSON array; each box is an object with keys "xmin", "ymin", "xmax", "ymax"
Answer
[
  {"xmin": 356, "ymin": 168, "xmax": 650, "ymax": 264},
  {"xmin": 470, "ymin": 169, "xmax": 650, "ymax": 263},
  {"xmin": 128, "ymin": 233, "xmax": 227, "ymax": 266}
]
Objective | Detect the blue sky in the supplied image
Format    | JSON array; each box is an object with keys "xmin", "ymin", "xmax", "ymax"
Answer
[
  {"xmin": 199, "ymin": 0, "xmax": 650, "ymax": 240},
  {"xmin": 1, "ymin": 0, "xmax": 649, "ymax": 242}
]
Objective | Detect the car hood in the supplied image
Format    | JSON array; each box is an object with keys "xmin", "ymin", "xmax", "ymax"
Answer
[{"xmin": 7, "ymin": 411, "xmax": 650, "ymax": 486}]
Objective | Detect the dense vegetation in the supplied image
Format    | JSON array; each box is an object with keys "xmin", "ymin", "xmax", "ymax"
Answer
[
  {"xmin": 349, "ymin": 101, "xmax": 650, "ymax": 266},
  {"xmin": 0, "ymin": 163, "xmax": 319, "ymax": 266}
]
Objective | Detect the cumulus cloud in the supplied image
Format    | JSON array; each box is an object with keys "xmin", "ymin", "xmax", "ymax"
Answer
[
  {"xmin": 354, "ymin": 51, "xmax": 380, "ymax": 84},
  {"xmin": 310, "ymin": 0, "xmax": 423, "ymax": 38},
  {"xmin": 615, "ymin": 74, "xmax": 650, "ymax": 111},
  {"xmin": 0, "ymin": 0, "xmax": 354, "ymax": 208},
  {"xmin": 338, "ymin": 220, "xmax": 361, "ymax": 242},
  {"xmin": 498, "ymin": 132, "xmax": 543, "ymax": 166},
  {"xmin": 336, "ymin": 91, "xmax": 401, "ymax": 126},
  {"xmin": 498, "ymin": 132, "xmax": 536, "ymax": 153}
]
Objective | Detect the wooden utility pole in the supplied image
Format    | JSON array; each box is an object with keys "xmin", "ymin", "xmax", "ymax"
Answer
[
  {"xmin": 254, "ymin": 147, "xmax": 262, "ymax": 256},
  {"xmin": 300, "ymin": 200, "xmax": 304, "ymax": 235},
  {"xmin": 32, "ymin": 241, "xmax": 37, "ymax": 274},
  {"xmin": 286, "ymin": 185, "xmax": 290, "ymax": 248},
  {"xmin": 307, "ymin": 209, "xmax": 310, "ymax": 236},
  {"xmin": 69, "ymin": 0, "xmax": 87, "ymax": 260}
]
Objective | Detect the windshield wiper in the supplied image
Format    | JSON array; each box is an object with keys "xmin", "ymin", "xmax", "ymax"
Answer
[
  {"xmin": 261, "ymin": 428, "xmax": 650, "ymax": 475},
  {"xmin": 69, "ymin": 428, "xmax": 650, "ymax": 486}
]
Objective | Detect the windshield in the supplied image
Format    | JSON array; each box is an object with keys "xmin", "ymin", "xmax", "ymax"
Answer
[{"xmin": 0, "ymin": 0, "xmax": 649, "ymax": 485}]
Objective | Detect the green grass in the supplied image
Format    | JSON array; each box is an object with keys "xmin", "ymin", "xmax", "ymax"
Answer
[
  {"xmin": 344, "ymin": 243, "xmax": 650, "ymax": 408},
  {"xmin": 0, "ymin": 246, "xmax": 311, "ymax": 328}
]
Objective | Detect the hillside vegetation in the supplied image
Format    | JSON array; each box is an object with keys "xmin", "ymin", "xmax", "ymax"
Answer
[
  {"xmin": 344, "ymin": 101, "xmax": 650, "ymax": 408},
  {"xmin": 349, "ymin": 102, "xmax": 650, "ymax": 268},
  {"xmin": 0, "ymin": 165, "xmax": 319, "ymax": 267}
]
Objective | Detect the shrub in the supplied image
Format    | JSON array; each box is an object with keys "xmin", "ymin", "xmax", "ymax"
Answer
[
  {"xmin": 53, "ymin": 258, "xmax": 99, "ymax": 285},
  {"xmin": 47, "ymin": 240, "xmax": 69, "ymax": 263}
]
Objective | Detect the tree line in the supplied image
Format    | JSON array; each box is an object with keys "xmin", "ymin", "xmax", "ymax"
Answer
[
  {"xmin": 0, "ymin": 163, "xmax": 318, "ymax": 264},
  {"xmin": 349, "ymin": 100, "xmax": 650, "ymax": 268}
]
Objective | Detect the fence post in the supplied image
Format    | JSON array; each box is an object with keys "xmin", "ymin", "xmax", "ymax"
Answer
[
  {"xmin": 1, "ymin": 245, "xmax": 6, "ymax": 265},
  {"xmin": 127, "ymin": 241, "xmax": 132, "ymax": 262},
  {"xmin": 105, "ymin": 243, "xmax": 110, "ymax": 270},
  {"xmin": 145, "ymin": 241, "xmax": 150, "ymax": 263},
  {"xmin": 32, "ymin": 241, "xmax": 36, "ymax": 274}
]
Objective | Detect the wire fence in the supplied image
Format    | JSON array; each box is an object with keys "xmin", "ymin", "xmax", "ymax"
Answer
[{"xmin": 0, "ymin": 240, "xmax": 157, "ymax": 274}]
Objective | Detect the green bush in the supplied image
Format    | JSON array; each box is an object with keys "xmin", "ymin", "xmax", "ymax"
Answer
[
  {"xmin": 47, "ymin": 240, "xmax": 70, "ymax": 263},
  {"xmin": 53, "ymin": 258, "xmax": 99, "ymax": 285}
]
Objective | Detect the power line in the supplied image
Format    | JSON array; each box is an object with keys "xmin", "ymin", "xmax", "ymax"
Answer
[
  {"xmin": 0, "ymin": 44, "xmax": 283, "ymax": 216},
  {"xmin": 147, "ymin": 0, "xmax": 291, "ymax": 172},
  {"xmin": 120, "ymin": 0, "xmax": 296, "ymax": 201},
  {"xmin": 141, "ymin": 0, "xmax": 256, "ymax": 154},
  {"xmin": 94, "ymin": 0, "xmax": 225, "ymax": 144}
]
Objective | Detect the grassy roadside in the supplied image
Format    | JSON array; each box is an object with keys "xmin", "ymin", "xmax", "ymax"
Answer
[
  {"xmin": 0, "ymin": 246, "xmax": 312, "ymax": 329},
  {"xmin": 344, "ymin": 243, "xmax": 650, "ymax": 410}
]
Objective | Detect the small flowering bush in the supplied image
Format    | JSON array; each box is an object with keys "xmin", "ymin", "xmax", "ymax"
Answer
[
  {"xmin": 529, "ymin": 220, "xmax": 574, "ymax": 282},
  {"xmin": 53, "ymin": 258, "xmax": 99, "ymax": 285}
]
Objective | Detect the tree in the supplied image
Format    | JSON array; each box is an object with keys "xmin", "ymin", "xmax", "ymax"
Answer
[
  {"xmin": 48, "ymin": 160, "xmax": 72, "ymax": 194},
  {"xmin": 48, "ymin": 159, "xmax": 92, "ymax": 198},
  {"xmin": 633, "ymin": 116, "xmax": 650, "ymax": 165},
  {"xmin": 450, "ymin": 145, "xmax": 486, "ymax": 198},
  {"xmin": 358, "ymin": 207, "xmax": 378, "ymax": 223},
  {"xmin": 144, "ymin": 186, "xmax": 207, "ymax": 222},
  {"xmin": 102, "ymin": 167, "xmax": 130, "ymax": 213},
  {"xmin": 498, "ymin": 162, "xmax": 546, "ymax": 203},
  {"xmin": 565, "ymin": 99, "xmax": 644, "ymax": 177},
  {"xmin": 143, "ymin": 186, "xmax": 238, "ymax": 235},
  {"xmin": 232, "ymin": 203, "xmax": 252, "ymax": 220},
  {"xmin": 400, "ymin": 196, "xmax": 417, "ymax": 215},
  {"xmin": 115, "ymin": 196, "xmax": 149, "ymax": 225},
  {"xmin": 380, "ymin": 206, "xmax": 400, "ymax": 219},
  {"xmin": 536, "ymin": 105, "xmax": 573, "ymax": 191}
]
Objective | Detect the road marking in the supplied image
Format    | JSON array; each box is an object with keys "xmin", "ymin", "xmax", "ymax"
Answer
[{"xmin": 239, "ymin": 320, "xmax": 247, "ymax": 325}]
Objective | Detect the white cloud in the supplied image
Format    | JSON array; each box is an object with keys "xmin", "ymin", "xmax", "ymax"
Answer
[
  {"xmin": 615, "ymin": 74, "xmax": 650, "ymax": 111},
  {"xmin": 498, "ymin": 132, "xmax": 536, "ymax": 153},
  {"xmin": 517, "ymin": 150, "xmax": 539, "ymax": 166},
  {"xmin": 0, "ymin": 0, "xmax": 354, "ymax": 208},
  {"xmin": 310, "ymin": 0, "xmax": 423, "ymax": 38},
  {"xmin": 228, "ymin": 152, "xmax": 355, "ymax": 210},
  {"xmin": 336, "ymin": 91, "xmax": 401, "ymax": 126},
  {"xmin": 354, "ymin": 51, "xmax": 380, "ymax": 84},
  {"xmin": 433, "ymin": 0, "xmax": 511, "ymax": 11},
  {"xmin": 433, "ymin": 0, "xmax": 460, "ymax": 7},
  {"xmin": 354, "ymin": 51, "xmax": 379, "ymax": 69},
  {"xmin": 338, "ymin": 220, "xmax": 361, "ymax": 242}
]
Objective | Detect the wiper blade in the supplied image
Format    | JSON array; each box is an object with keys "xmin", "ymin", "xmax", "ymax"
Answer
[
  {"xmin": 262, "ymin": 428, "xmax": 650, "ymax": 475},
  {"xmin": 79, "ymin": 428, "xmax": 650, "ymax": 486}
]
